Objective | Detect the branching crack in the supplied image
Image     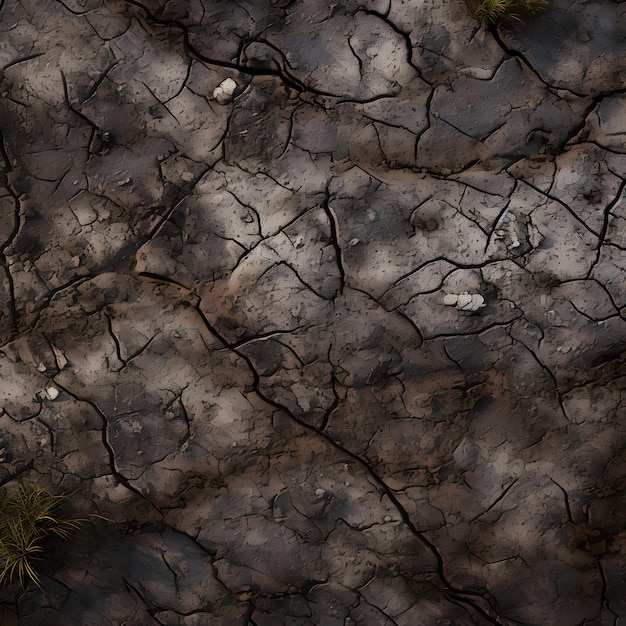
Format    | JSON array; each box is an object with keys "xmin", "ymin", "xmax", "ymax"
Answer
[
  {"xmin": 50, "ymin": 380, "xmax": 163, "ymax": 516},
  {"xmin": 195, "ymin": 294, "xmax": 501, "ymax": 622},
  {"xmin": 587, "ymin": 178, "xmax": 626, "ymax": 279},
  {"xmin": 470, "ymin": 478, "xmax": 519, "ymax": 523}
]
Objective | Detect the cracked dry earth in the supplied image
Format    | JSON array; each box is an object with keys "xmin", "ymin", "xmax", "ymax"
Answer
[{"xmin": 0, "ymin": 0, "xmax": 625, "ymax": 624}]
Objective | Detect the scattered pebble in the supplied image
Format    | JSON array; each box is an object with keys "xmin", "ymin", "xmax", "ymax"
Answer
[
  {"xmin": 45, "ymin": 387, "xmax": 59, "ymax": 400},
  {"xmin": 443, "ymin": 292, "xmax": 486, "ymax": 311},
  {"xmin": 213, "ymin": 78, "xmax": 237, "ymax": 104}
]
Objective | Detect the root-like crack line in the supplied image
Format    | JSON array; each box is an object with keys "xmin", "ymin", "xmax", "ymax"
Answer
[
  {"xmin": 122, "ymin": 0, "xmax": 338, "ymax": 98},
  {"xmin": 137, "ymin": 272, "xmax": 504, "ymax": 625},
  {"xmin": 49, "ymin": 380, "xmax": 163, "ymax": 517},
  {"xmin": 0, "ymin": 129, "xmax": 23, "ymax": 342}
]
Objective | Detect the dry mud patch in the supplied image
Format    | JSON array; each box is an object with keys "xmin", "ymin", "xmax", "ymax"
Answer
[{"xmin": 0, "ymin": 0, "xmax": 625, "ymax": 624}]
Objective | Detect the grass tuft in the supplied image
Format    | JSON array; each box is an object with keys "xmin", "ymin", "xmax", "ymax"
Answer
[
  {"xmin": 0, "ymin": 483, "xmax": 84, "ymax": 587},
  {"xmin": 475, "ymin": 0, "xmax": 548, "ymax": 25}
]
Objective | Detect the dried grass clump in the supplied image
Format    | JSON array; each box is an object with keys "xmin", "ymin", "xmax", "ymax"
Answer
[
  {"xmin": 476, "ymin": 0, "xmax": 548, "ymax": 25},
  {"xmin": 0, "ymin": 483, "xmax": 84, "ymax": 587}
]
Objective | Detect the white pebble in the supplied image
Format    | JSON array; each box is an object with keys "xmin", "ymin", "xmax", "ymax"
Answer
[
  {"xmin": 45, "ymin": 387, "xmax": 59, "ymax": 400},
  {"xmin": 213, "ymin": 78, "xmax": 237, "ymax": 104}
]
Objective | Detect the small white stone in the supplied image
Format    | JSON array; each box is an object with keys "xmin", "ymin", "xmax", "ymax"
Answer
[
  {"xmin": 315, "ymin": 488, "xmax": 326, "ymax": 498},
  {"xmin": 51, "ymin": 343, "xmax": 68, "ymax": 369},
  {"xmin": 45, "ymin": 387, "xmax": 59, "ymax": 400},
  {"xmin": 348, "ymin": 238, "xmax": 360, "ymax": 246},
  {"xmin": 213, "ymin": 78, "xmax": 237, "ymax": 104},
  {"xmin": 444, "ymin": 292, "xmax": 486, "ymax": 312},
  {"xmin": 456, "ymin": 293, "xmax": 473, "ymax": 309},
  {"xmin": 37, "ymin": 362, "xmax": 46, "ymax": 372},
  {"xmin": 528, "ymin": 223, "xmax": 543, "ymax": 248},
  {"xmin": 458, "ymin": 293, "xmax": 486, "ymax": 311}
]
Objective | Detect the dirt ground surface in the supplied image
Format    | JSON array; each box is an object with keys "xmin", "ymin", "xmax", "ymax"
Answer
[{"xmin": 0, "ymin": 0, "xmax": 625, "ymax": 624}]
